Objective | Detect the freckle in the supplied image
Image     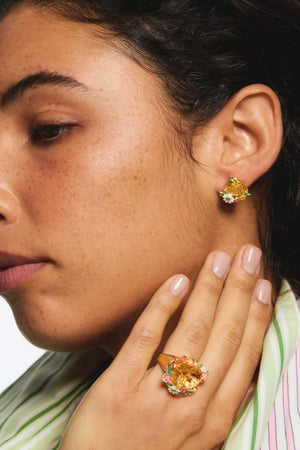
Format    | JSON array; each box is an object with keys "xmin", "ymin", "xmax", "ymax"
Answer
[{"xmin": 133, "ymin": 175, "xmax": 138, "ymax": 180}]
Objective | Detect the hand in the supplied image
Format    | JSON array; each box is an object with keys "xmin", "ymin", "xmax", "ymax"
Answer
[{"xmin": 59, "ymin": 245, "xmax": 273, "ymax": 450}]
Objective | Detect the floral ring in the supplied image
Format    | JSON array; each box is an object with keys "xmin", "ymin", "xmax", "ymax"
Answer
[{"xmin": 157, "ymin": 353, "xmax": 208, "ymax": 396}]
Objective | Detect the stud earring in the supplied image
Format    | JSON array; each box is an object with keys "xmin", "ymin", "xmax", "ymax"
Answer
[{"xmin": 219, "ymin": 177, "xmax": 251, "ymax": 204}]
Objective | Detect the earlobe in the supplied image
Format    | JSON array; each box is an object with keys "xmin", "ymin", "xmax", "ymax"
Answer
[{"xmin": 217, "ymin": 84, "xmax": 283, "ymax": 190}]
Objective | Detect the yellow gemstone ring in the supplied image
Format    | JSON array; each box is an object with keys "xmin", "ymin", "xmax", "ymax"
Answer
[{"xmin": 157, "ymin": 354, "xmax": 208, "ymax": 396}]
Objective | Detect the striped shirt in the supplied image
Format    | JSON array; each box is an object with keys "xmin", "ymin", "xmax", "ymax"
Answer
[
  {"xmin": 0, "ymin": 348, "xmax": 111, "ymax": 449},
  {"xmin": 224, "ymin": 280, "xmax": 300, "ymax": 449},
  {"xmin": 0, "ymin": 281, "xmax": 299, "ymax": 449}
]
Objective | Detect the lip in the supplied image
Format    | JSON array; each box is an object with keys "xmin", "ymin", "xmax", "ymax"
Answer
[{"xmin": 0, "ymin": 252, "xmax": 48, "ymax": 292}]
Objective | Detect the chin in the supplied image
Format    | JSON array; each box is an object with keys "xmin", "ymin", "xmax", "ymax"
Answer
[
  {"xmin": 6, "ymin": 288, "xmax": 141, "ymax": 354},
  {"xmin": 18, "ymin": 324, "xmax": 109, "ymax": 353},
  {"xmin": 10, "ymin": 308, "xmax": 109, "ymax": 353}
]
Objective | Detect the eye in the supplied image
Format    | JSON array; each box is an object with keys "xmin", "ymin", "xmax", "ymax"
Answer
[{"xmin": 29, "ymin": 123, "xmax": 75, "ymax": 144}]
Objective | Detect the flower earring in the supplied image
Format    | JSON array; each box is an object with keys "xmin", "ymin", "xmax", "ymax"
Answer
[{"xmin": 219, "ymin": 177, "xmax": 251, "ymax": 204}]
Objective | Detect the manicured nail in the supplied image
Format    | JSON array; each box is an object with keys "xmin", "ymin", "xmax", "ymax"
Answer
[
  {"xmin": 170, "ymin": 275, "xmax": 189, "ymax": 296},
  {"xmin": 213, "ymin": 252, "xmax": 231, "ymax": 278},
  {"xmin": 242, "ymin": 246, "xmax": 262, "ymax": 275},
  {"xmin": 255, "ymin": 279, "xmax": 271, "ymax": 304}
]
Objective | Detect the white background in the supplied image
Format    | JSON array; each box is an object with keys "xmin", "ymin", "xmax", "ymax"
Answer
[{"xmin": 0, "ymin": 296, "xmax": 45, "ymax": 392}]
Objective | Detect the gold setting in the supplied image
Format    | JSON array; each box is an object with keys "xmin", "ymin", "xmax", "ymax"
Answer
[
  {"xmin": 158, "ymin": 354, "xmax": 208, "ymax": 396},
  {"xmin": 219, "ymin": 177, "xmax": 251, "ymax": 204}
]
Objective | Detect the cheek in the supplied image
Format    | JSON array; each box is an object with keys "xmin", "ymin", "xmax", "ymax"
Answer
[
  {"xmin": 29, "ymin": 126, "xmax": 199, "ymax": 277},
  {"xmin": 11, "ymin": 124, "xmax": 205, "ymax": 350},
  {"xmin": 25, "ymin": 122, "xmax": 170, "ymax": 238}
]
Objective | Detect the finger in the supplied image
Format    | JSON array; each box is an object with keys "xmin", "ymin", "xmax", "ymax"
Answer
[
  {"xmin": 163, "ymin": 251, "xmax": 231, "ymax": 359},
  {"xmin": 214, "ymin": 279, "xmax": 273, "ymax": 419},
  {"xmin": 110, "ymin": 274, "xmax": 190, "ymax": 386},
  {"xmin": 199, "ymin": 245, "xmax": 262, "ymax": 394}
]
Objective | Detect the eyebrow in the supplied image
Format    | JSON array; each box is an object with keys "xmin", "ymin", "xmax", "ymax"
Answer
[{"xmin": 1, "ymin": 71, "xmax": 88, "ymax": 108}]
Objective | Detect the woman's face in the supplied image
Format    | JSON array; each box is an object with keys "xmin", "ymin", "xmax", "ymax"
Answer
[{"xmin": 0, "ymin": 6, "xmax": 215, "ymax": 351}]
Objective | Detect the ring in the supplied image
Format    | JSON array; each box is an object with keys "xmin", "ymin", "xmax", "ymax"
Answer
[{"xmin": 157, "ymin": 353, "xmax": 208, "ymax": 396}]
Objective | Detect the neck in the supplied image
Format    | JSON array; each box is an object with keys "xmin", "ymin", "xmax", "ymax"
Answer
[
  {"xmin": 104, "ymin": 198, "xmax": 267, "ymax": 357},
  {"xmin": 212, "ymin": 199, "xmax": 262, "ymax": 261}
]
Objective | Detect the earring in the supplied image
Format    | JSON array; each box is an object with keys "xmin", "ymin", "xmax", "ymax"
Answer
[{"xmin": 219, "ymin": 177, "xmax": 251, "ymax": 204}]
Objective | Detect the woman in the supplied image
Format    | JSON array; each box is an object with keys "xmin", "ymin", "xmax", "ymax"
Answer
[{"xmin": 0, "ymin": 0, "xmax": 299, "ymax": 448}]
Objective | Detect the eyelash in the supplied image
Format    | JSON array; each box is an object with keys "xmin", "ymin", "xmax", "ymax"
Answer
[{"xmin": 29, "ymin": 123, "xmax": 75, "ymax": 145}]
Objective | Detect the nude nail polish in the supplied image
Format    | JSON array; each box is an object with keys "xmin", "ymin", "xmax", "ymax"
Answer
[
  {"xmin": 242, "ymin": 246, "xmax": 262, "ymax": 275},
  {"xmin": 255, "ymin": 279, "xmax": 272, "ymax": 304},
  {"xmin": 170, "ymin": 275, "xmax": 189, "ymax": 296},
  {"xmin": 213, "ymin": 252, "xmax": 231, "ymax": 278}
]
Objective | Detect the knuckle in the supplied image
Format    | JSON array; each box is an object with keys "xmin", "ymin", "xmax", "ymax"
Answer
[
  {"xmin": 221, "ymin": 323, "xmax": 242, "ymax": 349},
  {"xmin": 249, "ymin": 303, "xmax": 271, "ymax": 327},
  {"xmin": 183, "ymin": 320, "xmax": 209, "ymax": 347},
  {"xmin": 228, "ymin": 273, "xmax": 254, "ymax": 294},
  {"xmin": 152, "ymin": 293, "xmax": 173, "ymax": 314},
  {"xmin": 197, "ymin": 277, "xmax": 221, "ymax": 297},
  {"xmin": 132, "ymin": 325, "xmax": 160, "ymax": 350},
  {"xmin": 108, "ymin": 388, "xmax": 134, "ymax": 416},
  {"xmin": 240, "ymin": 343, "xmax": 262, "ymax": 367},
  {"xmin": 180, "ymin": 405, "xmax": 207, "ymax": 434}
]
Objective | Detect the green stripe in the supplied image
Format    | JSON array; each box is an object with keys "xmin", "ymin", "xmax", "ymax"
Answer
[
  {"xmin": 222, "ymin": 400, "xmax": 249, "ymax": 449},
  {"xmin": 2, "ymin": 381, "xmax": 87, "ymax": 444},
  {"xmin": 32, "ymin": 361, "xmax": 110, "ymax": 448},
  {"xmin": 222, "ymin": 283, "xmax": 298, "ymax": 449},
  {"xmin": 249, "ymin": 315, "xmax": 284, "ymax": 450},
  {"xmin": 33, "ymin": 378, "xmax": 93, "ymax": 438},
  {"xmin": 1, "ymin": 359, "xmax": 111, "ymax": 447},
  {"xmin": 0, "ymin": 354, "xmax": 73, "ymax": 430},
  {"xmin": 0, "ymin": 390, "xmax": 21, "ymax": 415},
  {"xmin": 0, "ymin": 353, "xmax": 51, "ymax": 406},
  {"xmin": 39, "ymin": 352, "xmax": 56, "ymax": 369},
  {"xmin": 273, "ymin": 315, "xmax": 284, "ymax": 375},
  {"xmin": 52, "ymin": 441, "xmax": 60, "ymax": 450},
  {"xmin": 31, "ymin": 360, "xmax": 111, "ymax": 438},
  {"xmin": 250, "ymin": 392, "xmax": 259, "ymax": 450},
  {"xmin": 0, "ymin": 353, "xmax": 65, "ymax": 417}
]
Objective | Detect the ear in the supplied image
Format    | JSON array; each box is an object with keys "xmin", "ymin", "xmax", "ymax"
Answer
[{"xmin": 192, "ymin": 84, "xmax": 283, "ymax": 193}]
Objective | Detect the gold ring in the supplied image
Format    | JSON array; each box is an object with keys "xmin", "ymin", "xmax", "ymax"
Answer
[{"xmin": 157, "ymin": 353, "xmax": 208, "ymax": 396}]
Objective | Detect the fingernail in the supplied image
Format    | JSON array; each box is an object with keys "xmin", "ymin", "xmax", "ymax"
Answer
[
  {"xmin": 170, "ymin": 275, "xmax": 189, "ymax": 296},
  {"xmin": 212, "ymin": 252, "xmax": 231, "ymax": 278},
  {"xmin": 255, "ymin": 279, "xmax": 271, "ymax": 304},
  {"xmin": 242, "ymin": 246, "xmax": 262, "ymax": 275}
]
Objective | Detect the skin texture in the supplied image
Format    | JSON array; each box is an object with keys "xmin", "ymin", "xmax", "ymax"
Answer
[
  {"xmin": 59, "ymin": 248, "xmax": 273, "ymax": 449},
  {"xmin": 0, "ymin": 6, "xmax": 210, "ymax": 351},
  {"xmin": 0, "ymin": 6, "xmax": 282, "ymax": 355},
  {"xmin": 0, "ymin": 5, "xmax": 284, "ymax": 449}
]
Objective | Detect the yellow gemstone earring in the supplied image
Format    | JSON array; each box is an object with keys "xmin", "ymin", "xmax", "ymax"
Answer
[{"xmin": 219, "ymin": 177, "xmax": 251, "ymax": 204}]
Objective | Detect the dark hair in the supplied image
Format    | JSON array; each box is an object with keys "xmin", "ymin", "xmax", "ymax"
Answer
[{"xmin": 1, "ymin": 0, "xmax": 300, "ymax": 295}]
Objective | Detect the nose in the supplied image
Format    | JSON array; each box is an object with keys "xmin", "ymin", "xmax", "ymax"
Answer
[{"xmin": 0, "ymin": 186, "xmax": 21, "ymax": 224}]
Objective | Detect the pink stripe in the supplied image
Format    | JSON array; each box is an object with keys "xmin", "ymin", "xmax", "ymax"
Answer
[
  {"xmin": 268, "ymin": 405, "xmax": 278, "ymax": 450},
  {"xmin": 283, "ymin": 370, "xmax": 295, "ymax": 449}
]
